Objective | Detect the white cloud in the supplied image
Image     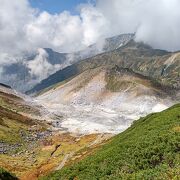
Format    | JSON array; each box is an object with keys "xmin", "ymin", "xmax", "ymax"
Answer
[
  {"xmin": 25, "ymin": 11, "xmax": 85, "ymax": 52},
  {"xmin": 27, "ymin": 48, "xmax": 61, "ymax": 81},
  {"xmin": 0, "ymin": 0, "xmax": 180, "ymax": 60},
  {"xmin": 80, "ymin": 5, "xmax": 108, "ymax": 46},
  {"xmin": 0, "ymin": 0, "xmax": 34, "ymax": 55},
  {"xmin": 95, "ymin": 0, "xmax": 180, "ymax": 51},
  {"xmin": 0, "ymin": 0, "xmax": 180, "ymax": 87}
]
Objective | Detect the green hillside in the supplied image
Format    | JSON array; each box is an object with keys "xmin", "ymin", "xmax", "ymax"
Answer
[
  {"xmin": 0, "ymin": 168, "xmax": 18, "ymax": 180},
  {"xmin": 43, "ymin": 104, "xmax": 180, "ymax": 180},
  {"xmin": 0, "ymin": 90, "xmax": 45, "ymax": 144}
]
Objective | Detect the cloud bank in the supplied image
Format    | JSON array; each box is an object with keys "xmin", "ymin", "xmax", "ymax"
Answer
[
  {"xmin": 0, "ymin": 0, "xmax": 180, "ymax": 90},
  {"xmin": 0, "ymin": 0, "xmax": 180, "ymax": 57},
  {"xmin": 26, "ymin": 48, "xmax": 61, "ymax": 80}
]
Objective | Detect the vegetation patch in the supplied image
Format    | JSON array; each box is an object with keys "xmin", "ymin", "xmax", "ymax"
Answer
[
  {"xmin": 42, "ymin": 104, "xmax": 180, "ymax": 180},
  {"xmin": 0, "ymin": 168, "xmax": 18, "ymax": 180}
]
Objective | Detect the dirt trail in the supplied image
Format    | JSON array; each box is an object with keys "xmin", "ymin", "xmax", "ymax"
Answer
[
  {"xmin": 88, "ymin": 134, "xmax": 113, "ymax": 147},
  {"xmin": 56, "ymin": 152, "xmax": 75, "ymax": 170}
]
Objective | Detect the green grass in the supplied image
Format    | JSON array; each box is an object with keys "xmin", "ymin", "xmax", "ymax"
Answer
[
  {"xmin": 0, "ymin": 92, "xmax": 47, "ymax": 144},
  {"xmin": 0, "ymin": 168, "xmax": 18, "ymax": 180},
  {"xmin": 42, "ymin": 104, "xmax": 180, "ymax": 180},
  {"xmin": 0, "ymin": 104, "xmax": 35, "ymax": 144},
  {"xmin": 0, "ymin": 91, "xmax": 41, "ymax": 116},
  {"xmin": 106, "ymin": 73, "xmax": 135, "ymax": 92}
]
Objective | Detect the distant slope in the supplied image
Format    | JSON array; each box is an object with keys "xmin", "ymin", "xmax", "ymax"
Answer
[
  {"xmin": 72, "ymin": 33, "xmax": 134, "ymax": 61},
  {"xmin": 0, "ymin": 83, "xmax": 11, "ymax": 89},
  {"xmin": 0, "ymin": 168, "xmax": 18, "ymax": 180},
  {"xmin": 27, "ymin": 40, "xmax": 179, "ymax": 95},
  {"xmin": 1, "ymin": 34, "xmax": 134, "ymax": 92},
  {"xmin": 43, "ymin": 104, "xmax": 180, "ymax": 180},
  {"xmin": 27, "ymin": 63, "xmax": 80, "ymax": 95},
  {"xmin": 31, "ymin": 40, "xmax": 179, "ymax": 134},
  {"xmin": 0, "ymin": 84, "xmax": 46, "ymax": 144},
  {"xmin": 35, "ymin": 64, "xmax": 174, "ymax": 134}
]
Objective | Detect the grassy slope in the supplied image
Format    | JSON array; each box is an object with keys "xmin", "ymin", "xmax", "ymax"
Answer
[
  {"xmin": 0, "ymin": 106, "xmax": 36, "ymax": 143},
  {"xmin": 0, "ymin": 168, "xmax": 18, "ymax": 180},
  {"xmin": 43, "ymin": 104, "xmax": 180, "ymax": 180},
  {"xmin": 0, "ymin": 91, "xmax": 40, "ymax": 115},
  {"xmin": 0, "ymin": 89, "xmax": 108, "ymax": 179},
  {"xmin": 0, "ymin": 91, "xmax": 43, "ymax": 143}
]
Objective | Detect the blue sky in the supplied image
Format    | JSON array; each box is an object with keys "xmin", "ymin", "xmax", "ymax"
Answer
[{"xmin": 29, "ymin": 0, "xmax": 90, "ymax": 14}]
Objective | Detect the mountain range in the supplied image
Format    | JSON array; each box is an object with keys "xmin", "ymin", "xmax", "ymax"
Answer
[
  {"xmin": 0, "ymin": 33, "xmax": 179, "ymax": 179},
  {"xmin": 1, "ymin": 34, "xmax": 134, "ymax": 92},
  {"xmin": 27, "ymin": 38, "xmax": 179, "ymax": 135}
]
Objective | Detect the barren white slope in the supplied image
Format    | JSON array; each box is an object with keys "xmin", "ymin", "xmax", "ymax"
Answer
[{"xmin": 36, "ymin": 70, "xmax": 173, "ymax": 134}]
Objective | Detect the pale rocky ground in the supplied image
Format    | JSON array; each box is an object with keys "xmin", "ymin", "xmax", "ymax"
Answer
[
  {"xmin": 1, "ymin": 73, "xmax": 172, "ymax": 135},
  {"xmin": 36, "ymin": 70, "xmax": 173, "ymax": 135}
]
